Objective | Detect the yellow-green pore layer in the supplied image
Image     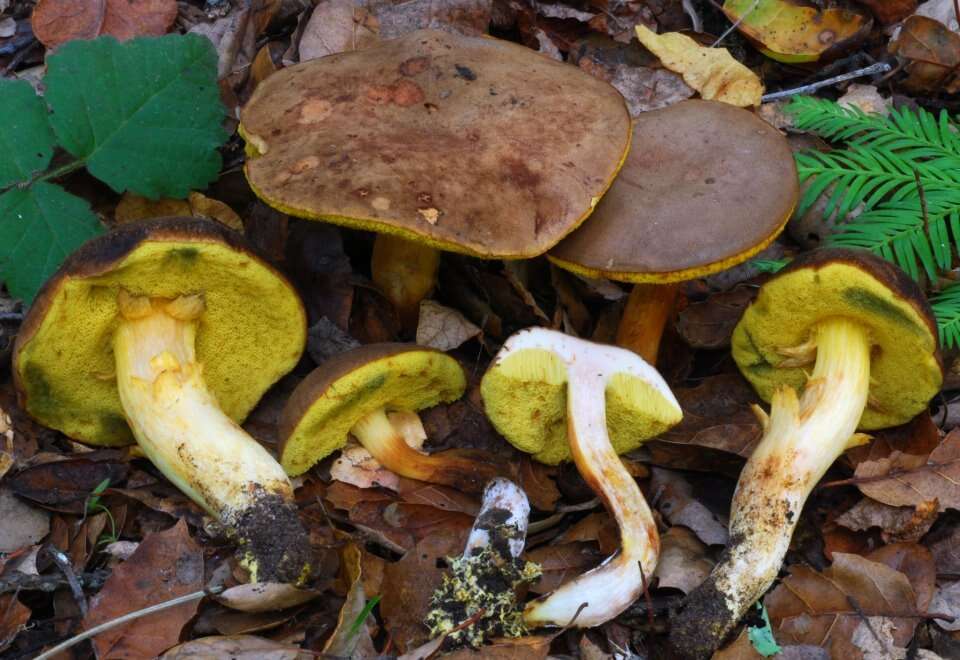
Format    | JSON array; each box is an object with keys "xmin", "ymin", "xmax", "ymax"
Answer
[
  {"xmin": 278, "ymin": 344, "xmax": 467, "ymax": 475},
  {"xmin": 480, "ymin": 348, "xmax": 682, "ymax": 465},
  {"xmin": 732, "ymin": 248, "xmax": 943, "ymax": 430},
  {"xmin": 239, "ymin": 29, "xmax": 631, "ymax": 259},
  {"xmin": 14, "ymin": 217, "xmax": 307, "ymax": 446}
]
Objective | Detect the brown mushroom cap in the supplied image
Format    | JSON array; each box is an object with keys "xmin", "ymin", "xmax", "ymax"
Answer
[
  {"xmin": 239, "ymin": 29, "xmax": 631, "ymax": 258},
  {"xmin": 548, "ymin": 100, "xmax": 799, "ymax": 282},
  {"xmin": 13, "ymin": 217, "xmax": 306, "ymax": 446},
  {"xmin": 278, "ymin": 343, "xmax": 466, "ymax": 475},
  {"xmin": 732, "ymin": 248, "xmax": 943, "ymax": 429}
]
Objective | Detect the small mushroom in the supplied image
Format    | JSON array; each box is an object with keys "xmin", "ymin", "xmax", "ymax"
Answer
[
  {"xmin": 14, "ymin": 218, "xmax": 312, "ymax": 584},
  {"xmin": 669, "ymin": 248, "xmax": 943, "ymax": 659},
  {"xmin": 482, "ymin": 328, "xmax": 682, "ymax": 627},
  {"xmin": 278, "ymin": 343, "xmax": 499, "ymax": 491},
  {"xmin": 549, "ymin": 100, "xmax": 799, "ymax": 363},
  {"xmin": 240, "ymin": 29, "xmax": 631, "ymax": 327},
  {"xmin": 426, "ymin": 478, "xmax": 540, "ymax": 648}
]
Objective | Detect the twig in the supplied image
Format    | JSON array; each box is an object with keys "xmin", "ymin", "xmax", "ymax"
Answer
[
  {"xmin": 711, "ymin": 0, "xmax": 760, "ymax": 47},
  {"xmin": 846, "ymin": 595, "xmax": 891, "ymax": 655},
  {"xmin": 0, "ymin": 569, "xmax": 110, "ymax": 595},
  {"xmin": 638, "ymin": 561, "xmax": 655, "ymax": 628},
  {"xmin": 33, "ymin": 585, "xmax": 224, "ymax": 660},
  {"xmin": 761, "ymin": 62, "xmax": 893, "ymax": 102},
  {"xmin": 45, "ymin": 547, "xmax": 88, "ymax": 617},
  {"xmin": 818, "ymin": 458, "xmax": 960, "ymax": 489}
]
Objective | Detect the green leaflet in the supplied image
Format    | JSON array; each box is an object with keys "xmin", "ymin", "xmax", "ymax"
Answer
[
  {"xmin": 0, "ymin": 183, "xmax": 102, "ymax": 302},
  {"xmin": 44, "ymin": 34, "xmax": 227, "ymax": 198},
  {"xmin": 0, "ymin": 33, "xmax": 227, "ymax": 304}
]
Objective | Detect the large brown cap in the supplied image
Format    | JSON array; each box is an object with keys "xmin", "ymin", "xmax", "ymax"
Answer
[
  {"xmin": 14, "ymin": 217, "xmax": 306, "ymax": 446},
  {"xmin": 549, "ymin": 100, "xmax": 799, "ymax": 282},
  {"xmin": 278, "ymin": 343, "xmax": 466, "ymax": 475},
  {"xmin": 239, "ymin": 29, "xmax": 631, "ymax": 258},
  {"xmin": 732, "ymin": 248, "xmax": 942, "ymax": 430}
]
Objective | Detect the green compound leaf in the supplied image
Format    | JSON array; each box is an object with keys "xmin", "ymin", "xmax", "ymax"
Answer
[
  {"xmin": 0, "ymin": 80, "xmax": 56, "ymax": 189},
  {"xmin": 0, "ymin": 183, "xmax": 102, "ymax": 303},
  {"xmin": 44, "ymin": 34, "xmax": 227, "ymax": 199}
]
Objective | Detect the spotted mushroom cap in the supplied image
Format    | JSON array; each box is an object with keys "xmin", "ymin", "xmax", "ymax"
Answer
[
  {"xmin": 549, "ymin": 100, "xmax": 798, "ymax": 282},
  {"xmin": 239, "ymin": 29, "xmax": 631, "ymax": 258},
  {"xmin": 13, "ymin": 217, "xmax": 306, "ymax": 446}
]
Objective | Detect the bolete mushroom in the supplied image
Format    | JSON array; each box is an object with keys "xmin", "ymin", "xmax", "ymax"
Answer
[
  {"xmin": 549, "ymin": 100, "xmax": 798, "ymax": 363},
  {"xmin": 278, "ymin": 343, "xmax": 499, "ymax": 491},
  {"xmin": 13, "ymin": 218, "xmax": 312, "ymax": 584},
  {"xmin": 239, "ymin": 29, "xmax": 630, "ymax": 327},
  {"xmin": 481, "ymin": 328, "xmax": 682, "ymax": 627},
  {"xmin": 670, "ymin": 248, "xmax": 943, "ymax": 659}
]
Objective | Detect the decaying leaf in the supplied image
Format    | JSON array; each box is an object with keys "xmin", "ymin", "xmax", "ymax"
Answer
[
  {"xmin": 890, "ymin": 15, "xmax": 960, "ymax": 93},
  {"xmin": 930, "ymin": 581, "xmax": 960, "ymax": 631},
  {"xmin": 216, "ymin": 582, "xmax": 321, "ymax": 613},
  {"xmin": 324, "ymin": 543, "xmax": 377, "ymax": 657},
  {"xmin": 161, "ymin": 634, "xmax": 310, "ymax": 659},
  {"xmin": 0, "ymin": 594, "xmax": 30, "ymax": 654},
  {"xmin": 653, "ymin": 526, "xmax": 714, "ymax": 593},
  {"xmin": 856, "ymin": 0, "xmax": 917, "ymax": 25},
  {"xmin": 650, "ymin": 467, "xmax": 729, "ymax": 546},
  {"xmin": 836, "ymin": 498, "xmax": 939, "ymax": 543},
  {"xmin": 416, "ymin": 300, "xmax": 482, "ymax": 352},
  {"xmin": 81, "ymin": 520, "xmax": 204, "ymax": 659},
  {"xmin": 32, "ymin": 0, "xmax": 177, "ymax": 49},
  {"xmin": 676, "ymin": 287, "xmax": 756, "ymax": 350},
  {"xmin": 9, "ymin": 458, "xmax": 129, "ymax": 513},
  {"xmin": 723, "ymin": 0, "xmax": 870, "ymax": 63},
  {"xmin": 298, "ymin": 0, "xmax": 378, "ymax": 62},
  {"xmin": 635, "ymin": 25, "xmax": 763, "ymax": 107}
]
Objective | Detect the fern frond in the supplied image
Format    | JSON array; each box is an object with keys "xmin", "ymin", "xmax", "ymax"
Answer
[
  {"xmin": 826, "ymin": 190, "xmax": 960, "ymax": 281},
  {"xmin": 930, "ymin": 282, "xmax": 960, "ymax": 350}
]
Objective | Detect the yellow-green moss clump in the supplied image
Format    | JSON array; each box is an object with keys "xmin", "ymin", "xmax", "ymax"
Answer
[
  {"xmin": 279, "ymin": 345, "xmax": 466, "ymax": 475},
  {"xmin": 480, "ymin": 347, "xmax": 681, "ymax": 464},
  {"xmin": 15, "ymin": 221, "xmax": 305, "ymax": 446},
  {"xmin": 732, "ymin": 255, "xmax": 942, "ymax": 429}
]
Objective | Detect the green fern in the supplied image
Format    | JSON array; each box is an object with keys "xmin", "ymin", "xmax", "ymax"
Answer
[{"xmin": 785, "ymin": 97, "xmax": 960, "ymax": 347}]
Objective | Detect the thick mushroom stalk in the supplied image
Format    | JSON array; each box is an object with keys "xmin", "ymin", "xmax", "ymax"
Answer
[
  {"xmin": 114, "ymin": 292, "xmax": 312, "ymax": 584},
  {"xmin": 615, "ymin": 282, "xmax": 679, "ymax": 363},
  {"xmin": 349, "ymin": 407, "xmax": 498, "ymax": 493},
  {"xmin": 670, "ymin": 317, "xmax": 871, "ymax": 658}
]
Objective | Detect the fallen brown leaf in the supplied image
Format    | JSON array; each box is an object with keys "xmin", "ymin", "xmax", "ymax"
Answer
[
  {"xmin": 891, "ymin": 15, "xmax": 960, "ymax": 93},
  {"xmin": 676, "ymin": 287, "xmax": 756, "ymax": 350},
  {"xmin": 525, "ymin": 541, "xmax": 605, "ymax": 595},
  {"xmin": 81, "ymin": 519, "xmax": 204, "ymax": 659},
  {"xmin": 416, "ymin": 300, "xmax": 482, "ymax": 352},
  {"xmin": 374, "ymin": 0, "xmax": 492, "ymax": 39},
  {"xmin": 857, "ymin": 0, "xmax": 917, "ymax": 24},
  {"xmin": 32, "ymin": 0, "xmax": 176, "ymax": 49},
  {"xmin": 216, "ymin": 582, "xmax": 321, "ymax": 613},
  {"xmin": 324, "ymin": 543, "xmax": 377, "ymax": 657},
  {"xmin": 836, "ymin": 498, "xmax": 939, "ymax": 544},
  {"xmin": 653, "ymin": 526, "xmax": 714, "ymax": 593},
  {"xmin": 0, "ymin": 594, "xmax": 30, "ymax": 654},
  {"xmin": 160, "ymin": 634, "xmax": 310, "ymax": 659},
  {"xmin": 650, "ymin": 468, "xmax": 728, "ymax": 546},
  {"xmin": 298, "ymin": 0, "xmax": 378, "ymax": 62},
  {"xmin": 867, "ymin": 542, "xmax": 936, "ymax": 612},
  {"xmin": 9, "ymin": 458, "xmax": 128, "ymax": 513},
  {"xmin": 0, "ymin": 488, "xmax": 49, "ymax": 553}
]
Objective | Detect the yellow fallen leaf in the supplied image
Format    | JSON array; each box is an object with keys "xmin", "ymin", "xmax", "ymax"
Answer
[
  {"xmin": 113, "ymin": 191, "xmax": 244, "ymax": 232},
  {"xmin": 635, "ymin": 25, "xmax": 763, "ymax": 107},
  {"xmin": 187, "ymin": 192, "xmax": 244, "ymax": 231}
]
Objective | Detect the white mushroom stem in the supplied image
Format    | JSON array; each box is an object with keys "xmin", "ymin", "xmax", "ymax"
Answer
[
  {"xmin": 465, "ymin": 478, "xmax": 530, "ymax": 558},
  {"xmin": 671, "ymin": 317, "xmax": 871, "ymax": 658},
  {"xmin": 114, "ymin": 292, "xmax": 311, "ymax": 584},
  {"xmin": 350, "ymin": 408, "xmax": 497, "ymax": 493}
]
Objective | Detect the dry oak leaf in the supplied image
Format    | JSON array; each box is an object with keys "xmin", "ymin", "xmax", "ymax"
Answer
[
  {"xmin": 32, "ymin": 0, "xmax": 176, "ymax": 49},
  {"xmin": 765, "ymin": 553, "xmax": 919, "ymax": 657},
  {"xmin": 635, "ymin": 25, "xmax": 763, "ymax": 107},
  {"xmin": 81, "ymin": 519, "xmax": 204, "ymax": 659},
  {"xmin": 854, "ymin": 427, "xmax": 960, "ymax": 511}
]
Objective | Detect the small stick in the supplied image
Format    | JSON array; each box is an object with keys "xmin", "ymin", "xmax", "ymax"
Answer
[
  {"xmin": 638, "ymin": 561, "xmax": 655, "ymax": 628},
  {"xmin": 761, "ymin": 62, "xmax": 893, "ymax": 102},
  {"xmin": 45, "ymin": 547, "xmax": 88, "ymax": 617},
  {"xmin": 0, "ymin": 569, "xmax": 110, "ymax": 595},
  {"xmin": 711, "ymin": 0, "xmax": 761, "ymax": 47},
  {"xmin": 33, "ymin": 585, "xmax": 224, "ymax": 660}
]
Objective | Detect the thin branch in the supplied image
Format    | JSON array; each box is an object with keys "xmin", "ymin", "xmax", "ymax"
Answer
[
  {"xmin": 0, "ymin": 569, "xmax": 110, "ymax": 595},
  {"xmin": 818, "ymin": 458, "xmax": 960, "ymax": 489},
  {"xmin": 761, "ymin": 62, "xmax": 893, "ymax": 102}
]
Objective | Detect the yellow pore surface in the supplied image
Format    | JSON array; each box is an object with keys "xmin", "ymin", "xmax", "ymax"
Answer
[
  {"xmin": 480, "ymin": 348, "xmax": 683, "ymax": 465},
  {"xmin": 281, "ymin": 350, "xmax": 465, "ymax": 476},
  {"xmin": 732, "ymin": 261, "xmax": 942, "ymax": 429},
  {"xmin": 16, "ymin": 240, "xmax": 306, "ymax": 446}
]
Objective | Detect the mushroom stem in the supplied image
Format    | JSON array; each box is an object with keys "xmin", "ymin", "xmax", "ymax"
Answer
[
  {"xmin": 615, "ymin": 282, "xmax": 679, "ymax": 364},
  {"xmin": 670, "ymin": 317, "xmax": 871, "ymax": 659},
  {"xmin": 371, "ymin": 234, "xmax": 440, "ymax": 331},
  {"xmin": 524, "ymin": 365, "xmax": 659, "ymax": 628},
  {"xmin": 349, "ymin": 408, "xmax": 497, "ymax": 493},
  {"xmin": 114, "ymin": 293, "xmax": 312, "ymax": 584}
]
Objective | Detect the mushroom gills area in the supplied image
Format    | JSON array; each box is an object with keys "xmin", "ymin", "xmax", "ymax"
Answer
[
  {"xmin": 523, "ymin": 363, "xmax": 660, "ymax": 628},
  {"xmin": 114, "ymin": 293, "xmax": 306, "ymax": 582},
  {"xmin": 672, "ymin": 317, "xmax": 871, "ymax": 658},
  {"xmin": 349, "ymin": 407, "xmax": 496, "ymax": 493}
]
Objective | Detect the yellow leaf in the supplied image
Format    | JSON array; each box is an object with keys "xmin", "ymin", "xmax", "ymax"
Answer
[
  {"xmin": 187, "ymin": 192, "xmax": 244, "ymax": 231},
  {"xmin": 635, "ymin": 26, "xmax": 763, "ymax": 107}
]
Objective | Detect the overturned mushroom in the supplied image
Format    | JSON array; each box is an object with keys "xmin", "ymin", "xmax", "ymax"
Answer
[
  {"xmin": 549, "ymin": 100, "xmax": 798, "ymax": 363},
  {"xmin": 427, "ymin": 478, "xmax": 540, "ymax": 648},
  {"xmin": 279, "ymin": 343, "xmax": 499, "ymax": 491},
  {"xmin": 240, "ymin": 29, "xmax": 630, "ymax": 326},
  {"xmin": 670, "ymin": 249, "xmax": 943, "ymax": 659},
  {"xmin": 14, "ymin": 218, "xmax": 312, "ymax": 584},
  {"xmin": 482, "ymin": 328, "xmax": 682, "ymax": 627}
]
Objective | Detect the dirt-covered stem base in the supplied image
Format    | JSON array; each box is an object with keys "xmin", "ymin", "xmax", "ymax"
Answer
[
  {"xmin": 114, "ymin": 292, "xmax": 312, "ymax": 584},
  {"xmin": 670, "ymin": 318, "xmax": 871, "ymax": 658}
]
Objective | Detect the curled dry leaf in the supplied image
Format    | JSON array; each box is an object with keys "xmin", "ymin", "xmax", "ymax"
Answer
[
  {"xmin": 81, "ymin": 520, "xmax": 204, "ymax": 660},
  {"xmin": 299, "ymin": 0, "xmax": 378, "ymax": 62},
  {"xmin": 836, "ymin": 498, "xmax": 939, "ymax": 544},
  {"xmin": 653, "ymin": 526, "xmax": 714, "ymax": 594},
  {"xmin": 650, "ymin": 467, "xmax": 729, "ymax": 546},
  {"xmin": 635, "ymin": 25, "xmax": 763, "ymax": 107},
  {"xmin": 676, "ymin": 286, "xmax": 756, "ymax": 350},
  {"xmin": 216, "ymin": 582, "xmax": 321, "ymax": 613},
  {"xmin": 416, "ymin": 300, "xmax": 482, "ymax": 352},
  {"xmin": 32, "ymin": 0, "xmax": 177, "ymax": 49},
  {"xmin": 324, "ymin": 543, "xmax": 376, "ymax": 658},
  {"xmin": 723, "ymin": 0, "xmax": 870, "ymax": 63},
  {"xmin": 160, "ymin": 634, "xmax": 310, "ymax": 659},
  {"xmin": 890, "ymin": 15, "xmax": 960, "ymax": 93}
]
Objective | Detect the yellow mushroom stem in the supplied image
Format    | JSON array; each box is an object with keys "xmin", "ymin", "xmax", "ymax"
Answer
[
  {"xmin": 615, "ymin": 282, "xmax": 679, "ymax": 364},
  {"xmin": 670, "ymin": 317, "xmax": 871, "ymax": 659},
  {"xmin": 524, "ymin": 364, "xmax": 659, "ymax": 629},
  {"xmin": 349, "ymin": 407, "xmax": 499, "ymax": 493},
  {"xmin": 371, "ymin": 234, "xmax": 441, "ymax": 331},
  {"xmin": 114, "ymin": 291, "xmax": 312, "ymax": 584}
]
